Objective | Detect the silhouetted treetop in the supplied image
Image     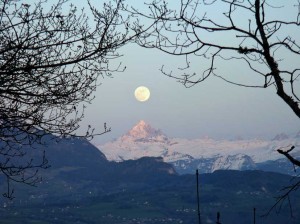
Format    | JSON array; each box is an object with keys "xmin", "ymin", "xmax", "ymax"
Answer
[
  {"xmin": 0, "ymin": 0, "xmax": 144, "ymax": 199},
  {"xmin": 128, "ymin": 0, "xmax": 300, "ymax": 118}
]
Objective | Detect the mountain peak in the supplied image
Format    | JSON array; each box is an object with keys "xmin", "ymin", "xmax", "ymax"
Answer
[
  {"xmin": 121, "ymin": 120, "xmax": 168, "ymax": 142},
  {"xmin": 135, "ymin": 120, "xmax": 148, "ymax": 129}
]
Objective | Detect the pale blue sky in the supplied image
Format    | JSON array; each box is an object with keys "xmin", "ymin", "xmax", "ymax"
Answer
[
  {"xmin": 75, "ymin": 0, "xmax": 300, "ymax": 143},
  {"xmin": 85, "ymin": 45, "xmax": 300, "ymax": 144}
]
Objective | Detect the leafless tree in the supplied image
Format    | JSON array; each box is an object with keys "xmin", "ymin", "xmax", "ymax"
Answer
[
  {"xmin": 130, "ymin": 0, "xmax": 300, "ymax": 118},
  {"xmin": 264, "ymin": 145, "xmax": 300, "ymax": 217},
  {"xmin": 126, "ymin": 0, "xmax": 300, "ymax": 214},
  {"xmin": 0, "ymin": 0, "xmax": 145, "ymax": 199}
]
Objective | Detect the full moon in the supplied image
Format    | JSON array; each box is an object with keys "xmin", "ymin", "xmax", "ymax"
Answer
[{"xmin": 134, "ymin": 86, "xmax": 150, "ymax": 102}]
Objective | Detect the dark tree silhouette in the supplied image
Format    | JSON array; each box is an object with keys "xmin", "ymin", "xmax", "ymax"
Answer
[
  {"xmin": 262, "ymin": 145, "xmax": 300, "ymax": 216},
  {"xmin": 130, "ymin": 0, "xmax": 300, "ymax": 118},
  {"xmin": 0, "ymin": 0, "xmax": 145, "ymax": 199},
  {"xmin": 126, "ymin": 0, "xmax": 300, "ymax": 213}
]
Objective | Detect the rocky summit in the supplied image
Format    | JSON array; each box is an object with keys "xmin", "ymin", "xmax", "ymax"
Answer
[{"xmin": 120, "ymin": 120, "xmax": 169, "ymax": 143}]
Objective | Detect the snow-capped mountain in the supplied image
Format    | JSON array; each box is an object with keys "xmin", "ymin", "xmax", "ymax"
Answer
[
  {"xmin": 120, "ymin": 120, "xmax": 169, "ymax": 143},
  {"xmin": 97, "ymin": 120, "xmax": 300, "ymax": 175},
  {"xmin": 211, "ymin": 154, "xmax": 256, "ymax": 172}
]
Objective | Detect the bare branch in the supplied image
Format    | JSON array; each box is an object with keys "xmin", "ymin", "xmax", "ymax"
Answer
[
  {"xmin": 128, "ymin": 0, "xmax": 300, "ymax": 118},
  {"xmin": 0, "ymin": 0, "xmax": 146, "ymax": 197}
]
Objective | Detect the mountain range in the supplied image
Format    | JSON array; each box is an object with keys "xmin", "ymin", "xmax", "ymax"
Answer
[
  {"xmin": 0, "ymin": 133, "xmax": 299, "ymax": 223},
  {"xmin": 97, "ymin": 120, "xmax": 300, "ymax": 175}
]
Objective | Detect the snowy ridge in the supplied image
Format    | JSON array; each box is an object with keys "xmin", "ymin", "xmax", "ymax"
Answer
[
  {"xmin": 211, "ymin": 154, "xmax": 256, "ymax": 172},
  {"xmin": 96, "ymin": 121, "xmax": 300, "ymax": 174}
]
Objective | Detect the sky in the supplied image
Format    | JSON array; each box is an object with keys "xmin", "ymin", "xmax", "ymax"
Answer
[{"xmin": 75, "ymin": 0, "xmax": 300, "ymax": 144}]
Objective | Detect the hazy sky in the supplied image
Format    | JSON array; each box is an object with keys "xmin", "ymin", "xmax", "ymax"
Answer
[{"xmin": 76, "ymin": 0, "xmax": 300, "ymax": 144}]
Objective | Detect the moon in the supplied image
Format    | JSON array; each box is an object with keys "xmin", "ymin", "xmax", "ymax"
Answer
[{"xmin": 134, "ymin": 86, "xmax": 150, "ymax": 102}]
